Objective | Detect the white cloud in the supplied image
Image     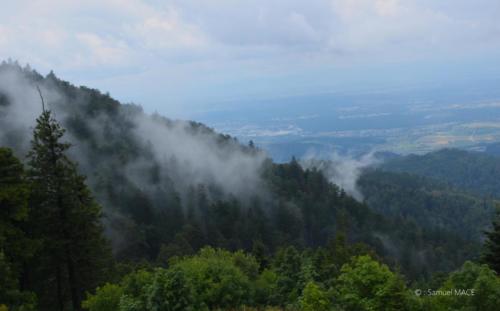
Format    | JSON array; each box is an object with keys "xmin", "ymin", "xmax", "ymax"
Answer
[
  {"xmin": 2, "ymin": 0, "xmax": 498, "ymax": 69},
  {"xmin": 75, "ymin": 33, "xmax": 131, "ymax": 67},
  {"xmin": 301, "ymin": 151, "xmax": 380, "ymax": 201},
  {"xmin": 0, "ymin": 25, "xmax": 9, "ymax": 46},
  {"xmin": 128, "ymin": 10, "xmax": 207, "ymax": 50},
  {"xmin": 0, "ymin": 0, "xmax": 499, "ymax": 110},
  {"xmin": 327, "ymin": 0, "xmax": 477, "ymax": 56},
  {"xmin": 0, "ymin": 0, "xmax": 208, "ymax": 71}
]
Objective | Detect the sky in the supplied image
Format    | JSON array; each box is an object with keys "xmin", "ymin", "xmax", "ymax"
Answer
[{"xmin": 1, "ymin": 0, "xmax": 500, "ymax": 118}]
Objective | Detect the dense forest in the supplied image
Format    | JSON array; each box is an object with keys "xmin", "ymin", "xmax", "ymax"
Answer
[
  {"xmin": 380, "ymin": 148, "xmax": 500, "ymax": 198},
  {"xmin": 359, "ymin": 169, "xmax": 496, "ymax": 241},
  {"xmin": 1, "ymin": 61, "xmax": 500, "ymax": 310}
]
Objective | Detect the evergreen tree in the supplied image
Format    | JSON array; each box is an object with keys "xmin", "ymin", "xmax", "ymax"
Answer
[
  {"xmin": 482, "ymin": 206, "xmax": 500, "ymax": 274},
  {"xmin": 0, "ymin": 147, "xmax": 37, "ymax": 309},
  {"xmin": 27, "ymin": 109, "xmax": 112, "ymax": 310},
  {"xmin": 0, "ymin": 148, "xmax": 31, "ymax": 267},
  {"xmin": 274, "ymin": 246, "xmax": 302, "ymax": 304}
]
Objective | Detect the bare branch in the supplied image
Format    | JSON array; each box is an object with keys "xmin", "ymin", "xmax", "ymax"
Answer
[{"xmin": 36, "ymin": 85, "xmax": 45, "ymax": 112}]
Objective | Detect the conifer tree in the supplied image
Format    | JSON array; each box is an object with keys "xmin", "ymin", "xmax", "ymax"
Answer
[
  {"xmin": 27, "ymin": 109, "xmax": 112, "ymax": 311},
  {"xmin": 0, "ymin": 147, "xmax": 36, "ymax": 309},
  {"xmin": 0, "ymin": 147, "xmax": 30, "ymax": 276}
]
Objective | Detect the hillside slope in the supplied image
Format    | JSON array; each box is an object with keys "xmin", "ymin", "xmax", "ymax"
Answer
[
  {"xmin": 0, "ymin": 61, "xmax": 483, "ymax": 278},
  {"xmin": 381, "ymin": 148, "xmax": 500, "ymax": 198},
  {"xmin": 359, "ymin": 169, "xmax": 496, "ymax": 242}
]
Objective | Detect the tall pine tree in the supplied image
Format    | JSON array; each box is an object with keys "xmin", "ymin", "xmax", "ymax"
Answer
[{"xmin": 27, "ymin": 108, "xmax": 112, "ymax": 311}]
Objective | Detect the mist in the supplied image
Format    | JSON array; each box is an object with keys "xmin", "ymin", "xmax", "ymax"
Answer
[
  {"xmin": 0, "ymin": 63, "xmax": 268, "ymax": 213},
  {"xmin": 300, "ymin": 151, "xmax": 379, "ymax": 201},
  {"xmin": 0, "ymin": 67, "xmax": 61, "ymax": 155}
]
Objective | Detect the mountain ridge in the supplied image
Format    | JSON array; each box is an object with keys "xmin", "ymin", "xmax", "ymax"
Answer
[{"xmin": 0, "ymin": 61, "xmax": 489, "ymax": 280}]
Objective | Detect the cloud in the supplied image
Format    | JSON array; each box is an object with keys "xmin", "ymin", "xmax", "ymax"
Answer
[
  {"xmin": 0, "ymin": 65, "xmax": 268, "ymax": 203},
  {"xmin": 75, "ymin": 33, "xmax": 131, "ymax": 67},
  {"xmin": 0, "ymin": 25, "xmax": 9, "ymax": 46},
  {"xmin": 1, "ymin": 0, "xmax": 499, "ymax": 111},
  {"xmin": 174, "ymin": 1, "xmax": 326, "ymax": 48},
  {"xmin": 328, "ymin": 0, "xmax": 469, "ymax": 56},
  {"xmin": 301, "ymin": 151, "xmax": 380, "ymax": 201},
  {"xmin": 0, "ymin": 65, "xmax": 271, "ymax": 252},
  {"xmin": 127, "ymin": 9, "xmax": 207, "ymax": 50},
  {"xmin": 3, "ymin": 0, "xmax": 498, "ymax": 69},
  {"xmin": 0, "ymin": 0, "xmax": 208, "ymax": 71},
  {"xmin": 0, "ymin": 66, "xmax": 63, "ymax": 154}
]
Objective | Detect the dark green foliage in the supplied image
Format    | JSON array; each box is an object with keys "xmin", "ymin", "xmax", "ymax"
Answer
[
  {"xmin": 0, "ymin": 250, "xmax": 37, "ymax": 310},
  {"xmin": 25, "ymin": 110, "xmax": 113, "ymax": 310},
  {"xmin": 382, "ymin": 148, "xmax": 500, "ymax": 198},
  {"xmin": 0, "ymin": 148, "xmax": 30, "ymax": 259},
  {"xmin": 82, "ymin": 247, "xmax": 500, "ymax": 310},
  {"xmin": 360, "ymin": 169, "xmax": 495, "ymax": 241},
  {"xmin": 0, "ymin": 148, "xmax": 37, "ymax": 309},
  {"xmin": 359, "ymin": 169, "xmax": 496, "ymax": 278},
  {"xmin": 482, "ymin": 207, "xmax": 500, "ymax": 274},
  {"xmin": 426, "ymin": 261, "xmax": 500, "ymax": 311},
  {"xmin": 313, "ymin": 233, "xmax": 374, "ymax": 287},
  {"xmin": 273, "ymin": 246, "xmax": 303, "ymax": 304},
  {"xmin": 1, "ymin": 62, "xmax": 487, "ymax": 281},
  {"xmin": 82, "ymin": 247, "xmax": 418, "ymax": 311},
  {"xmin": 3, "ymin": 62, "xmax": 500, "ymax": 310}
]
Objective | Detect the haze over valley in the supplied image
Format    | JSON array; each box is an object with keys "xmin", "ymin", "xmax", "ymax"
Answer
[
  {"xmin": 196, "ymin": 78, "xmax": 500, "ymax": 161},
  {"xmin": 1, "ymin": 1, "xmax": 500, "ymax": 311}
]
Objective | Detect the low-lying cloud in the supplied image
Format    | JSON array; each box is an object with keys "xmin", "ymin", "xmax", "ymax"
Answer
[
  {"xmin": 301, "ymin": 151, "xmax": 379, "ymax": 201},
  {"xmin": 0, "ymin": 64, "xmax": 267, "ymax": 211}
]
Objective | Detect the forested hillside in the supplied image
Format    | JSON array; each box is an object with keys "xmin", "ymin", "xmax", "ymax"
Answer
[
  {"xmin": 1, "ymin": 61, "xmax": 500, "ymax": 310},
  {"xmin": 380, "ymin": 148, "xmax": 500, "ymax": 198},
  {"xmin": 359, "ymin": 169, "xmax": 496, "ymax": 242}
]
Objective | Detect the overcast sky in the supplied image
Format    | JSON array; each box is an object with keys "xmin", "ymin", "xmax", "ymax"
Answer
[{"xmin": 1, "ymin": 0, "xmax": 500, "ymax": 117}]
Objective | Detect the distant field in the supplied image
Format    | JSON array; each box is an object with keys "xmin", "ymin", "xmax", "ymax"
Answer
[{"xmin": 197, "ymin": 84, "xmax": 500, "ymax": 160}]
